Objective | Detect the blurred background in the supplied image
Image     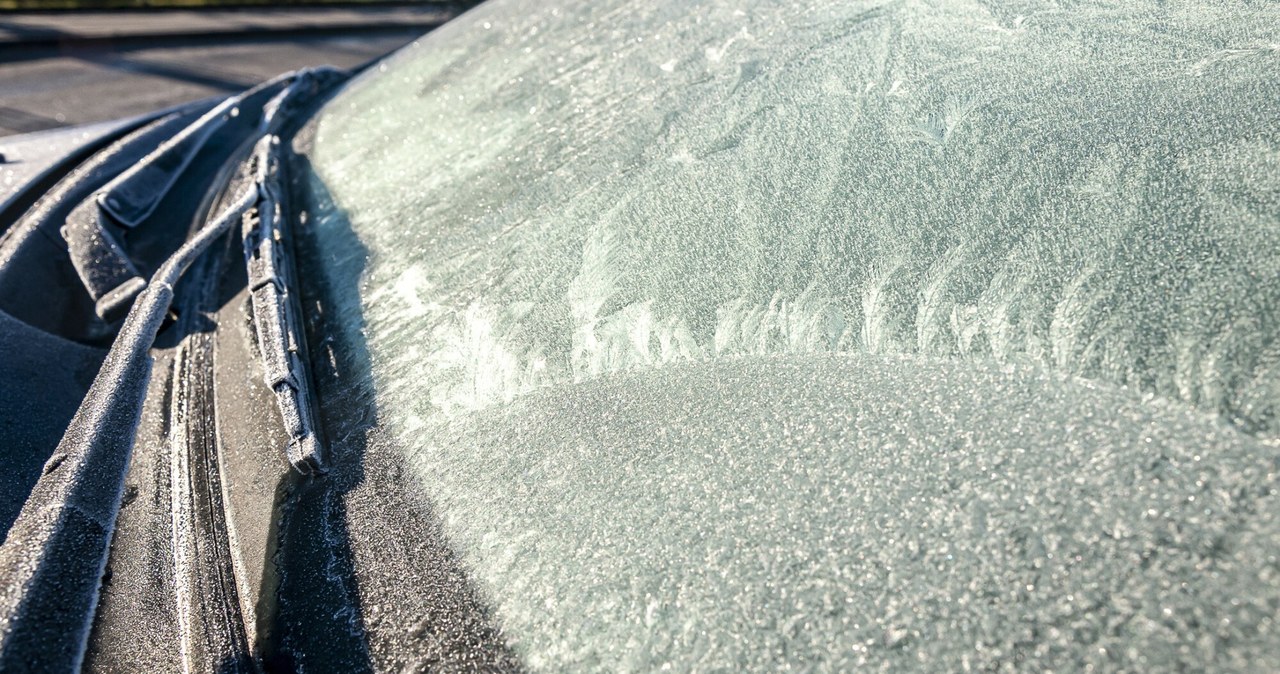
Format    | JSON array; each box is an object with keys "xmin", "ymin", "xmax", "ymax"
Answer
[
  {"xmin": 0, "ymin": 1, "xmax": 481, "ymax": 136},
  {"xmin": 2, "ymin": 0, "xmax": 473, "ymax": 15}
]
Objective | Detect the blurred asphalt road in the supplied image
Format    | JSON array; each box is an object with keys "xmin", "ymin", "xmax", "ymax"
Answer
[{"xmin": 0, "ymin": 5, "xmax": 459, "ymax": 136}]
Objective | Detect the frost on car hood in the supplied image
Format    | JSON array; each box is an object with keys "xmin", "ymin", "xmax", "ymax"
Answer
[{"xmin": 302, "ymin": 0, "xmax": 1280, "ymax": 669}]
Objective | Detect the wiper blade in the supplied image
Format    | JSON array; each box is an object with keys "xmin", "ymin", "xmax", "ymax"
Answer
[
  {"xmin": 61, "ymin": 67, "xmax": 344, "ymax": 324},
  {"xmin": 61, "ymin": 75, "xmax": 291, "ymax": 323},
  {"xmin": 243, "ymin": 133, "xmax": 327, "ymax": 475}
]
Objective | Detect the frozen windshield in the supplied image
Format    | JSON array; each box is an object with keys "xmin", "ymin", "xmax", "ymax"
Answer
[{"xmin": 299, "ymin": 0, "xmax": 1280, "ymax": 670}]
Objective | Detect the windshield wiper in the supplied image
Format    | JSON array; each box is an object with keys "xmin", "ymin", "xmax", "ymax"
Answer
[
  {"xmin": 0, "ymin": 67, "xmax": 340, "ymax": 671},
  {"xmin": 61, "ymin": 74, "xmax": 293, "ymax": 324},
  {"xmin": 242, "ymin": 123, "xmax": 327, "ymax": 476}
]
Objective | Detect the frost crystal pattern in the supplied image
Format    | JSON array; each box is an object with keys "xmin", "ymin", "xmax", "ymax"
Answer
[{"xmin": 304, "ymin": 0, "xmax": 1280, "ymax": 670}]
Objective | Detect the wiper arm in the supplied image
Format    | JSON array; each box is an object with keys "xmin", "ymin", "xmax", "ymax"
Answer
[
  {"xmin": 0, "ymin": 67, "xmax": 340, "ymax": 671},
  {"xmin": 0, "ymin": 181, "xmax": 257, "ymax": 673},
  {"xmin": 62, "ymin": 67, "xmax": 344, "ymax": 324},
  {"xmin": 61, "ymin": 74, "xmax": 291, "ymax": 323}
]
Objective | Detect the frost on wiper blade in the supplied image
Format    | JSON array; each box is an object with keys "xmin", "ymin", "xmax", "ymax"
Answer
[
  {"xmin": 241, "ymin": 68, "xmax": 343, "ymax": 475},
  {"xmin": 243, "ymin": 138, "xmax": 326, "ymax": 475},
  {"xmin": 60, "ymin": 76, "xmax": 291, "ymax": 323},
  {"xmin": 60, "ymin": 67, "xmax": 344, "ymax": 325}
]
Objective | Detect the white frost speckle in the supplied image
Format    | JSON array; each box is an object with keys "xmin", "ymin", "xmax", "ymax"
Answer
[{"xmin": 305, "ymin": 0, "xmax": 1280, "ymax": 670}]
